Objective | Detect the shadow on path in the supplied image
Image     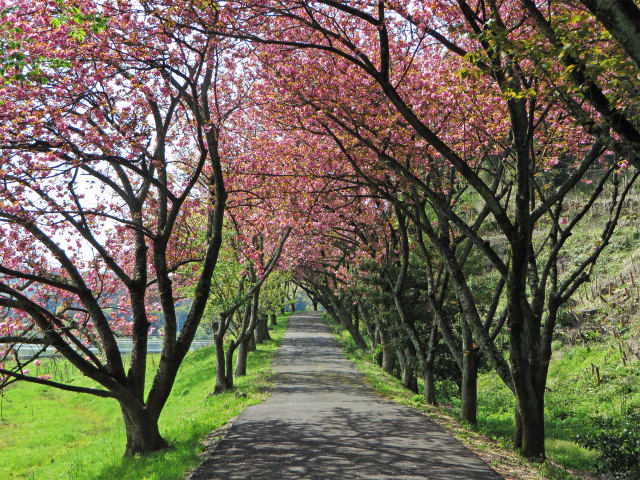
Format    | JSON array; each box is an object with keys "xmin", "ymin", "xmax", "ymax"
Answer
[{"xmin": 189, "ymin": 313, "xmax": 503, "ymax": 480}]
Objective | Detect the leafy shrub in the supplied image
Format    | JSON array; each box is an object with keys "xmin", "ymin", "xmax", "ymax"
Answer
[
  {"xmin": 556, "ymin": 308, "xmax": 576, "ymax": 328},
  {"xmin": 575, "ymin": 412, "xmax": 640, "ymax": 479}
]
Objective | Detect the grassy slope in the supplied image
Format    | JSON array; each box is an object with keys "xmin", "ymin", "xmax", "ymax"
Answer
[
  {"xmin": 469, "ymin": 186, "xmax": 640, "ymax": 475},
  {"xmin": 0, "ymin": 315, "xmax": 288, "ymax": 480},
  {"xmin": 327, "ymin": 318, "xmax": 638, "ymax": 480},
  {"xmin": 475, "ymin": 337, "xmax": 639, "ymax": 473}
]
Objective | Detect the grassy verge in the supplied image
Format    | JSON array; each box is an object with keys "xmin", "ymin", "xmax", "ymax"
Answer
[
  {"xmin": 326, "ymin": 317, "xmax": 596, "ymax": 480},
  {"xmin": 475, "ymin": 337, "xmax": 638, "ymax": 474},
  {"xmin": 0, "ymin": 315, "xmax": 288, "ymax": 480}
]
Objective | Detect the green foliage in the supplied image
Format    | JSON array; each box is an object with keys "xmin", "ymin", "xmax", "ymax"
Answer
[
  {"xmin": 204, "ymin": 228, "xmax": 246, "ymax": 315},
  {"xmin": 50, "ymin": 1, "xmax": 108, "ymax": 39},
  {"xmin": 0, "ymin": 3, "xmax": 106, "ymax": 85},
  {"xmin": 556, "ymin": 308, "xmax": 575, "ymax": 328},
  {"xmin": 538, "ymin": 462, "xmax": 580, "ymax": 480},
  {"xmin": 259, "ymin": 270, "xmax": 293, "ymax": 314},
  {"xmin": 0, "ymin": 316, "xmax": 288, "ymax": 479},
  {"xmin": 575, "ymin": 412, "xmax": 640, "ymax": 479}
]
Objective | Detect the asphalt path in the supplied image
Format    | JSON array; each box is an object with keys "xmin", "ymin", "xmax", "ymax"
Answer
[{"xmin": 190, "ymin": 312, "xmax": 503, "ymax": 480}]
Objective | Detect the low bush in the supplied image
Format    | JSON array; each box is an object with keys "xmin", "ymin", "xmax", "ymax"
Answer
[{"xmin": 575, "ymin": 411, "xmax": 640, "ymax": 479}]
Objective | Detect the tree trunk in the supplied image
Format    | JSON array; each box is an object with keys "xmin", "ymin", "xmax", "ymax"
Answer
[
  {"xmin": 403, "ymin": 366, "xmax": 418, "ymax": 393},
  {"xmin": 255, "ymin": 315, "xmax": 270, "ymax": 342},
  {"xmin": 514, "ymin": 396, "xmax": 545, "ymax": 460},
  {"xmin": 357, "ymin": 303, "xmax": 377, "ymax": 350},
  {"xmin": 460, "ymin": 318, "xmax": 477, "ymax": 425},
  {"xmin": 423, "ymin": 321, "xmax": 439, "ymax": 405},
  {"xmin": 255, "ymin": 317, "xmax": 266, "ymax": 344},
  {"xmin": 213, "ymin": 332, "xmax": 229, "ymax": 393},
  {"xmin": 349, "ymin": 324, "xmax": 367, "ymax": 350},
  {"xmin": 461, "ymin": 353, "xmax": 478, "ymax": 425},
  {"xmin": 248, "ymin": 332, "xmax": 256, "ymax": 351},
  {"xmin": 511, "ymin": 316, "xmax": 547, "ymax": 459},
  {"xmin": 379, "ymin": 326, "xmax": 395, "ymax": 375},
  {"xmin": 290, "ymin": 302, "xmax": 295, "ymax": 312},
  {"xmin": 507, "ymin": 209, "xmax": 546, "ymax": 460},
  {"xmin": 256, "ymin": 314, "xmax": 271, "ymax": 343},
  {"xmin": 224, "ymin": 344, "xmax": 235, "ymax": 390},
  {"xmin": 269, "ymin": 312, "xmax": 277, "ymax": 326},
  {"xmin": 398, "ymin": 347, "xmax": 419, "ymax": 393},
  {"xmin": 396, "ymin": 346, "xmax": 406, "ymax": 381},
  {"xmin": 120, "ymin": 402, "xmax": 166, "ymax": 456},
  {"xmin": 313, "ymin": 300, "xmax": 318, "ymax": 311},
  {"xmin": 264, "ymin": 319, "xmax": 272, "ymax": 340},
  {"xmin": 235, "ymin": 337, "xmax": 249, "ymax": 377},
  {"xmin": 346, "ymin": 308, "xmax": 367, "ymax": 349},
  {"xmin": 382, "ymin": 345, "xmax": 394, "ymax": 374},
  {"xmin": 423, "ymin": 367, "xmax": 437, "ymax": 405},
  {"xmin": 374, "ymin": 348, "xmax": 383, "ymax": 366}
]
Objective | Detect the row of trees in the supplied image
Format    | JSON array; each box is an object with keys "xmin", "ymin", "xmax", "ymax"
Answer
[
  {"xmin": 224, "ymin": 0, "xmax": 640, "ymax": 461},
  {"xmin": 1, "ymin": 0, "xmax": 639, "ymax": 462}
]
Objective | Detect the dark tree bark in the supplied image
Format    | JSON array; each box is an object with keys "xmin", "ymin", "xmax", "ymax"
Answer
[
  {"xmin": 397, "ymin": 346, "xmax": 419, "ymax": 393},
  {"xmin": 321, "ymin": 290, "xmax": 368, "ymax": 349},
  {"xmin": 213, "ymin": 320, "xmax": 232, "ymax": 393},
  {"xmin": 254, "ymin": 323, "xmax": 266, "ymax": 344},
  {"xmin": 357, "ymin": 302, "xmax": 377, "ymax": 351},
  {"xmin": 235, "ymin": 299, "xmax": 255, "ymax": 377},
  {"xmin": 224, "ymin": 343, "xmax": 235, "ymax": 389},
  {"xmin": 255, "ymin": 313, "xmax": 270, "ymax": 343},
  {"xmin": 234, "ymin": 336, "xmax": 250, "ymax": 377},
  {"xmin": 388, "ymin": 209, "xmax": 441, "ymax": 405},
  {"xmin": 460, "ymin": 319, "xmax": 478, "ymax": 425},
  {"xmin": 422, "ymin": 322, "xmax": 438, "ymax": 406},
  {"xmin": 211, "ymin": 229, "xmax": 291, "ymax": 394},
  {"xmin": 378, "ymin": 323, "xmax": 395, "ymax": 375},
  {"xmin": 263, "ymin": 314, "xmax": 272, "ymax": 339},
  {"xmin": 120, "ymin": 402, "xmax": 167, "ymax": 456}
]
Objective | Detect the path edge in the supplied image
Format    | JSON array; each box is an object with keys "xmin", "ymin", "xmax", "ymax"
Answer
[{"xmin": 323, "ymin": 314, "xmax": 558, "ymax": 480}]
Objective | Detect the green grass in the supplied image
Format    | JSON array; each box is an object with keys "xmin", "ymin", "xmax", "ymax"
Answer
[
  {"xmin": 0, "ymin": 315, "xmax": 288, "ymax": 480},
  {"xmin": 474, "ymin": 336, "xmax": 639, "ymax": 473},
  {"xmin": 330, "ymin": 326, "xmax": 639, "ymax": 477}
]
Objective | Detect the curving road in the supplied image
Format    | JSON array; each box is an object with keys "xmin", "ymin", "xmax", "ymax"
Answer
[{"xmin": 189, "ymin": 312, "xmax": 503, "ymax": 480}]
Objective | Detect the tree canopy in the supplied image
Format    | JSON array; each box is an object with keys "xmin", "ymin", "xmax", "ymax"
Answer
[{"xmin": 1, "ymin": 0, "xmax": 639, "ymax": 463}]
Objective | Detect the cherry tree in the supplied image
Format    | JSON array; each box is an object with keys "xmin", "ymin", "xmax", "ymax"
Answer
[
  {"xmin": 517, "ymin": 0, "xmax": 640, "ymax": 160},
  {"xmin": 0, "ymin": 0, "xmax": 247, "ymax": 455},
  {"xmin": 206, "ymin": 223, "xmax": 291, "ymax": 394}
]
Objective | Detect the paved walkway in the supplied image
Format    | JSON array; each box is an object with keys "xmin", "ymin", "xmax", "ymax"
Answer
[{"xmin": 190, "ymin": 312, "xmax": 503, "ymax": 479}]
